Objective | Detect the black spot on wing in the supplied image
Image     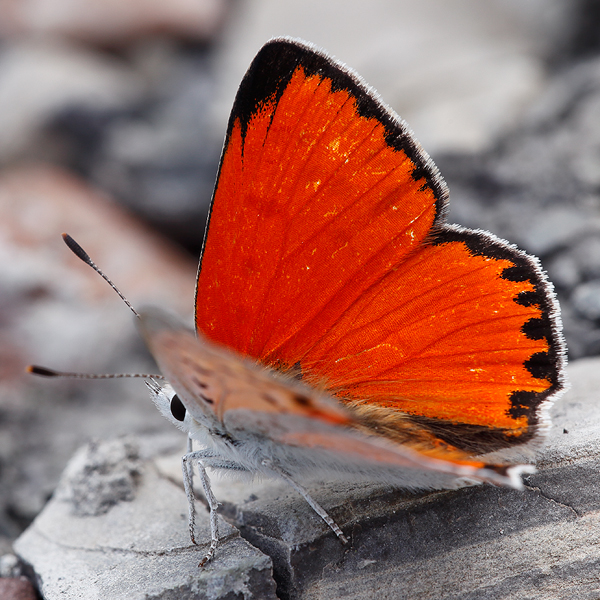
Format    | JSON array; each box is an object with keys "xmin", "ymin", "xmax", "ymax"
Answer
[
  {"xmin": 292, "ymin": 393, "xmax": 311, "ymax": 407},
  {"xmin": 508, "ymin": 390, "xmax": 539, "ymax": 421},
  {"xmin": 199, "ymin": 394, "xmax": 214, "ymax": 405}
]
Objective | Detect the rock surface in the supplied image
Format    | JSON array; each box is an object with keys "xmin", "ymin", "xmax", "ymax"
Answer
[
  {"xmin": 13, "ymin": 436, "xmax": 277, "ymax": 600},
  {"xmin": 12, "ymin": 357, "xmax": 600, "ymax": 599}
]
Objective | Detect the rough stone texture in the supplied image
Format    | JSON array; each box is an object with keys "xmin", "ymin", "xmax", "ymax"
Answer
[
  {"xmin": 13, "ymin": 437, "xmax": 277, "ymax": 600},
  {"xmin": 57, "ymin": 438, "xmax": 143, "ymax": 517}
]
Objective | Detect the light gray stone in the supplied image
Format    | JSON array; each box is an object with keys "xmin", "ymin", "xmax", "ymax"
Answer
[
  {"xmin": 546, "ymin": 251, "xmax": 582, "ymax": 290},
  {"xmin": 573, "ymin": 236, "xmax": 600, "ymax": 280},
  {"xmin": 14, "ymin": 437, "xmax": 277, "ymax": 600},
  {"xmin": 0, "ymin": 553, "xmax": 20, "ymax": 578},
  {"xmin": 514, "ymin": 207, "xmax": 600, "ymax": 257}
]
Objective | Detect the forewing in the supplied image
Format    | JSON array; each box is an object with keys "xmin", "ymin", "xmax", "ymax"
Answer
[
  {"xmin": 196, "ymin": 38, "xmax": 447, "ymax": 361},
  {"xmin": 195, "ymin": 38, "xmax": 566, "ymax": 461}
]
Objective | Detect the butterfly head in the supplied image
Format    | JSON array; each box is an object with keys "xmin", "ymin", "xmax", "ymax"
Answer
[
  {"xmin": 146, "ymin": 379, "xmax": 191, "ymax": 432},
  {"xmin": 146, "ymin": 379, "xmax": 217, "ymax": 446},
  {"xmin": 145, "ymin": 377, "xmax": 238, "ymax": 454}
]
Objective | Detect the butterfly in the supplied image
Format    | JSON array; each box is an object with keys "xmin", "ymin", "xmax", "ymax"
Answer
[{"xmin": 33, "ymin": 37, "xmax": 567, "ymax": 566}]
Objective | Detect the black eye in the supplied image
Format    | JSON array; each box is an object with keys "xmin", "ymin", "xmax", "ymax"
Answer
[{"xmin": 170, "ymin": 394, "xmax": 186, "ymax": 422}]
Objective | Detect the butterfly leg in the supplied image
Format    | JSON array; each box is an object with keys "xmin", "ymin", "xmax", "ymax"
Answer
[
  {"xmin": 262, "ymin": 460, "xmax": 348, "ymax": 544},
  {"xmin": 181, "ymin": 447, "xmax": 222, "ymax": 566},
  {"xmin": 183, "ymin": 435, "xmax": 195, "ymax": 513}
]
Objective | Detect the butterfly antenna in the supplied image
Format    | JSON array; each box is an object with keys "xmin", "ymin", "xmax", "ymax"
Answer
[
  {"xmin": 62, "ymin": 233, "xmax": 140, "ymax": 319},
  {"xmin": 27, "ymin": 365, "xmax": 164, "ymax": 380},
  {"xmin": 26, "ymin": 234, "xmax": 162, "ymax": 381}
]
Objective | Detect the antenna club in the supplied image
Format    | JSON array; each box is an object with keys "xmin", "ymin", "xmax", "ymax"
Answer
[
  {"xmin": 27, "ymin": 365, "xmax": 59, "ymax": 377},
  {"xmin": 62, "ymin": 233, "xmax": 93, "ymax": 264},
  {"xmin": 60, "ymin": 233, "xmax": 140, "ymax": 319}
]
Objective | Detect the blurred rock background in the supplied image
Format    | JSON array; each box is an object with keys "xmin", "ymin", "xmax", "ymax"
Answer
[{"xmin": 1, "ymin": 0, "xmax": 599, "ymax": 572}]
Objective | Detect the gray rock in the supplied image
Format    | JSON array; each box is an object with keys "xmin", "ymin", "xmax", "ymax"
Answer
[
  {"xmin": 89, "ymin": 48, "xmax": 221, "ymax": 249},
  {"xmin": 0, "ymin": 554, "xmax": 21, "ymax": 578},
  {"xmin": 546, "ymin": 251, "xmax": 583, "ymax": 290},
  {"xmin": 14, "ymin": 437, "xmax": 277, "ymax": 600},
  {"xmin": 513, "ymin": 207, "xmax": 600, "ymax": 257},
  {"xmin": 557, "ymin": 303, "xmax": 600, "ymax": 359},
  {"xmin": 573, "ymin": 235, "xmax": 600, "ymax": 280},
  {"xmin": 14, "ymin": 357, "xmax": 600, "ymax": 599},
  {"xmin": 56, "ymin": 438, "xmax": 142, "ymax": 517}
]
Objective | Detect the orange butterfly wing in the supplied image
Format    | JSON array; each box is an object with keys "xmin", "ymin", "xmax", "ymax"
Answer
[{"xmin": 195, "ymin": 38, "xmax": 566, "ymax": 460}]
